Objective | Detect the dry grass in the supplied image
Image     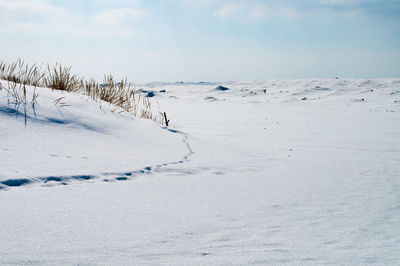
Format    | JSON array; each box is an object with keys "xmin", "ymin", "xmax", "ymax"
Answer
[
  {"xmin": 0, "ymin": 81, "xmax": 24, "ymax": 104},
  {"xmin": 0, "ymin": 59, "xmax": 44, "ymax": 87},
  {"xmin": 45, "ymin": 64, "xmax": 82, "ymax": 92},
  {"xmin": 0, "ymin": 59, "xmax": 167, "ymax": 125},
  {"xmin": 53, "ymin": 96, "xmax": 70, "ymax": 108}
]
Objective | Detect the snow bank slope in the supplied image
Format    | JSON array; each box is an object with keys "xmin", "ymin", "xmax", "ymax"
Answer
[{"xmin": 0, "ymin": 82, "xmax": 188, "ymax": 187}]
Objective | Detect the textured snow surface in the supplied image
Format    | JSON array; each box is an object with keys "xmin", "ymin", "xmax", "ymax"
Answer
[
  {"xmin": 0, "ymin": 83, "xmax": 187, "ymax": 184},
  {"xmin": 1, "ymin": 78, "xmax": 400, "ymax": 264}
]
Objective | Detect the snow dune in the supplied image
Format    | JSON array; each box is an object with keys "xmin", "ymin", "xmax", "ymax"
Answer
[
  {"xmin": 0, "ymin": 82, "xmax": 188, "ymax": 187},
  {"xmin": 1, "ymin": 78, "xmax": 399, "ymax": 264}
]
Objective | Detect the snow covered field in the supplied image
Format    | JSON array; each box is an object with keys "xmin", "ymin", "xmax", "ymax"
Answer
[{"xmin": 1, "ymin": 78, "xmax": 400, "ymax": 264}]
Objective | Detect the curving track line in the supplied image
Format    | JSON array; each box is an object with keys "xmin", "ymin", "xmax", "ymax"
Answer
[{"xmin": 0, "ymin": 127, "xmax": 194, "ymax": 190}]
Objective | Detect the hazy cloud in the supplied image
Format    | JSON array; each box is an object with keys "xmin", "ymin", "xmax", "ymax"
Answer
[
  {"xmin": 248, "ymin": 4, "xmax": 269, "ymax": 19},
  {"xmin": 318, "ymin": 0, "xmax": 364, "ymax": 5},
  {"xmin": 215, "ymin": 3, "xmax": 240, "ymax": 18},
  {"xmin": 93, "ymin": 8, "xmax": 147, "ymax": 26},
  {"xmin": 0, "ymin": 0, "xmax": 66, "ymax": 15},
  {"xmin": 214, "ymin": 2, "xmax": 300, "ymax": 20}
]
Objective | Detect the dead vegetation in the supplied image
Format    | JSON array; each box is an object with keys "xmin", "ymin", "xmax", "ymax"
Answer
[
  {"xmin": 0, "ymin": 59, "xmax": 45, "ymax": 87},
  {"xmin": 0, "ymin": 59, "xmax": 167, "ymax": 125},
  {"xmin": 45, "ymin": 64, "xmax": 81, "ymax": 92}
]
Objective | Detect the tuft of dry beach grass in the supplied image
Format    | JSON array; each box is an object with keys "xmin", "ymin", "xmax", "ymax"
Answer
[{"xmin": 0, "ymin": 59, "xmax": 167, "ymax": 125}]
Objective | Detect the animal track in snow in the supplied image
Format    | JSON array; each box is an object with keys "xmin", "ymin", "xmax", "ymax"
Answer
[{"xmin": 0, "ymin": 127, "xmax": 194, "ymax": 190}]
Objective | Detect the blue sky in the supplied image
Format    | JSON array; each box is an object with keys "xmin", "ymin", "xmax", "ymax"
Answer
[{"xmin": 1, "ymin": 0, "xmax": 399, "ymax": 82}]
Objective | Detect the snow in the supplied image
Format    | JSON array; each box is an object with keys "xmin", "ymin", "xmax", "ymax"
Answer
[
  {"xmin": 1, "ymin": 78, "xmax": 400, "ymax": 264},
  {"xmin": 0, "ymin": 82, "xmax": 187, "ymax": 183}
]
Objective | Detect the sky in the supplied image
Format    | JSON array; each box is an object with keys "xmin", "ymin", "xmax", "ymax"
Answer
[{"xmin": 1, "ymin": 0, "xmax": 399, "ymax": 82}]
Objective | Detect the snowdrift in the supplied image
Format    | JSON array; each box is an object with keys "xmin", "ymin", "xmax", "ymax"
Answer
[{"xmin": 0, "ymin": 81, "xmax": 189, "ymax": 188}]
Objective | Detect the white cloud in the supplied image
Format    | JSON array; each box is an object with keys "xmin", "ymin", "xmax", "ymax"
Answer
[
  {"xmin": 249, "ymin": 4, "xmax": 269, "ymax": 19},
  {"xmin": 0, "ymin": 0, "xmax": 67, "ymax": 17},
  {"xmin": 215, "ymin": 3, "xmax": 273, "ymax": 20},
  {"xmin": 0, "ymin": 2, "xmax": 144, "ymax": 41},
  {"xmin": 276, "ymin": 6, "xmax": 301, "ymax": 20},
  {"xmin": 0, "ymin": 0, "xmax": 78, "ymax": 37},
  {"xmin": 96, "ymin": 0, "xmax": 140, "ymax": 4},
  {"xmin": 213, "ymin": 1, "xmax": 334, "ymax": 21},
  {"xmin": 93, "ymin": 8, "xmax": 147, "ymax": 27},
  {"xmin": 318, "ymin": 0, "xmax": 363, "ymax": 5},
  {"xmin": 215, "ymin": 3, "xmax": 240, "ymax": 18},
  {"xmin": 162, "ymin": 0, "xmax": 223, "ymax": 6},
  {"xmin": 211, "ymin": 0, "xmax": 377, "ymax": 21}
]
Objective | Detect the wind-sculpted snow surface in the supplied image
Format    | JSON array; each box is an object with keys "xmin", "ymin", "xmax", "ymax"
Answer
[
  {"xmin": 0, "ymin": 79, "xmax": 399, "ymax": 264},
  {"xmin": 0, "ymin": 82, "xmax": 188, "ymax": 189}
]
